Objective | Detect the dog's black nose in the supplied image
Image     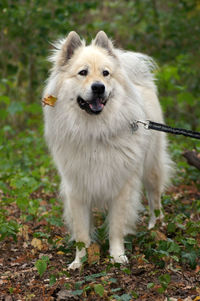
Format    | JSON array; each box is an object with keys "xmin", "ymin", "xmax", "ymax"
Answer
[{"xmin": 91, "ymin": 82, "xmax": 105, "ymax": 94}]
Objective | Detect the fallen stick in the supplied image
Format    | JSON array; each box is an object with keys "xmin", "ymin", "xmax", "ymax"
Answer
[{"xmin": 183, "ymin": 150, "xmax": 200, "ymax": 170}]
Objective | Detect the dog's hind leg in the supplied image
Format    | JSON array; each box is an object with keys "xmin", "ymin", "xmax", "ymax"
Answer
[
  {"xmin": 63, "ymin": 195, "xmax": 91, "ymax": 270},
  {"xmin": 144, "ymin": 175, "xmax": 163, "ymax": 230},
  {"xmin": 144, "ymin": 139, "xmax": 168, "ymax": 229}
]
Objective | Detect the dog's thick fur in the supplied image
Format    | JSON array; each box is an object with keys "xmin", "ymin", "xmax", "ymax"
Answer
[{"xmin": 43, "ymin": 31, "xmax": 173, "ymax": 269}]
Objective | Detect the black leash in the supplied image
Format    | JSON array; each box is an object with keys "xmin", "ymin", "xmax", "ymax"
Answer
[{"xmin": 131, "ymin": 120, "xmax": 200, "ymax": 140}]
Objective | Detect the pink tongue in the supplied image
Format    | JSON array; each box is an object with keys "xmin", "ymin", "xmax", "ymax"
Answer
[{"xmin": 89, "ymin": 99, "xmax": 104, "ymax": 112}]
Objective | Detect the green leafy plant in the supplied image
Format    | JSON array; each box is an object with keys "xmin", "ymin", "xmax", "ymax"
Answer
[
  {"xmin": 157, "ymin": 274, "xmax": 171, "ymax": 293},
  {"xmin": 35, "ymin": 256, "xmax": 50, "ymax": 277},
  {"xmin": 94, "ymin": 284, "xmax": 104, "ymax": 297}
]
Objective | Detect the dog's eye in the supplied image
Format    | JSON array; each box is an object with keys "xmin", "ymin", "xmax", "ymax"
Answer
[
  {"xmin": 103, "ymin": 70, "xmax": 109, "ymax": 77},
  {"xmin": 78, "ymin": 70, "xmax": 88, "ymax": 76}
]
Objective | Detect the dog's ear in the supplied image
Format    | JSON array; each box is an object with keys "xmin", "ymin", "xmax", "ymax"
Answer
[
  {"xmin": 94, "ymin": 31, "xmax": 114, "ymax": 55},
  {"xmin": 61, "ymin": 31, "xmax": 83, "ymax": 64}
]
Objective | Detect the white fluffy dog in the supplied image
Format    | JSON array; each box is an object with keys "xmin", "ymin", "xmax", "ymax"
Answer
[{"xmin": 43, "ymin": 31, "xmax": 173, "ymax": 269}]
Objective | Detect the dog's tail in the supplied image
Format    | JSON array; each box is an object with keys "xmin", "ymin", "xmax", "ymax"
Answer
[{"xmin": 116, "ymin": 50, "xmax": 158, "ymax": 92}]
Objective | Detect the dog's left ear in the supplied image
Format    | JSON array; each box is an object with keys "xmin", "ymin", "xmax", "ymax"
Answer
[{"xmin": 94, "ymin": 31, "xmax": 114, "ymax": 56}]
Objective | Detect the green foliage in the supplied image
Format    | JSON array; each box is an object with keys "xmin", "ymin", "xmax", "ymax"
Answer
[
  {"xmin": 0, "ymin": 0, "xmax": 199, "ymax": 130},
  {"xmin": 157, "ymin": 54, "xmax": 200, "ymax": 129},
  {"xmin": 112, "ymin": 293, "xmax": 133, "ymax": 301},
  {"xmin": 0, "ymin": 217, "xmax": 19, "ymax": 241},
  {"xmin": 76, "ymin": 241, "xmax": 86, "ymax": 251},
  {"xmin": 35, "ymin": 255, "xmax": 50, "ymax": 277},
  {"xmin": 147, "ymin": 282, "xmax": 155, "ymax": 289},
  {"xmin": 139, "ymin": 223, "xmax": 199, "ymax": 270},
  {"xmin": 94, "ymin": 284, "xmax": 104, "ymax": 297},
  {"xmin": 0, "ymin": 124, "xmax": 60, "ymax": 241},
  {"xmin": 84, "ymin": 272, "xmax": 107, "ymax": 282},
  {"xmin": 158, "ymin": 274, "xmax": 171, "ymax": 293},
  {"xmin": 49, "ymin": 274, "xmax": 57, "ymax": 286}
]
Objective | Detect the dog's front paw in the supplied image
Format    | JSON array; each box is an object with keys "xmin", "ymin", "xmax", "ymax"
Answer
[
  {"xmin": 68, "ymin": 260, "xmax": 82, "ymax": 270},
  {"xmin": 111, "ymin": 254, "xmax": 129, "ymax": 264}
]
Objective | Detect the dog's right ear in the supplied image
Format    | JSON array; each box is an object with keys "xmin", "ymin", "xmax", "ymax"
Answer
[{"xmin": 61, "ymin": 31, "xmax": 83, "ymax": 64}]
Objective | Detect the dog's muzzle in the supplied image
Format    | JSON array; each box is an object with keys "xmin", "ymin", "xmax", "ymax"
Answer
[{"xmin": 77, "ymin": 82, "xmax": 107, "ymax": 115}]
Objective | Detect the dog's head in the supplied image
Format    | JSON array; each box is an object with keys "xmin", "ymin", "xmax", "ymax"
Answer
[{"xmin": 52, "ymin": 31, "xmax": 119, "ymax": 115}]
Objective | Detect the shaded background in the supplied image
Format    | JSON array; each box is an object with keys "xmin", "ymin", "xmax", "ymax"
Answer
[{"xmin": 0, "ymin": 0, "xmax": 200, "ymax": 129}]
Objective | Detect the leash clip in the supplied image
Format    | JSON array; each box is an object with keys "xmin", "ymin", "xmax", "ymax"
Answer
[
  {"xmin": 136, "ymin": 120, "xmax": 149, "ymax": 129},
  {"xmin": 130, "ymin": 120, "xmax": 149, "ymax": 133}
]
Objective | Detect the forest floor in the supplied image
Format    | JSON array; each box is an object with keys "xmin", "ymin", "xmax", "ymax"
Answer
[{"xmin": 0, "ymin": 181, "xmax": 200, "ymax": 301}]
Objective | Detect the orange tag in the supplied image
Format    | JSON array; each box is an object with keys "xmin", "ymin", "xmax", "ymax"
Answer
[{"xmin": 42, "ymin": 95, "xmax": 57, "ymax": 107}]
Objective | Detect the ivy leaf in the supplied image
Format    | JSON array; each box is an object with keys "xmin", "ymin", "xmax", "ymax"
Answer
[
  {"xmin": 71, "ymin": 290, "xmax": 83, "ymax": 296},
  {"xmin": 94, "ymin": 284, "xmax": 104, "ymax": 297},
  {"xmin": 35, "ymin": 256, "xmax": 49, "ymax": 277},
  {"xmin": 182, "ymin": 251, "xmax": 197, "ymax": 269},
  {"xmin": 35, "ymin": 259, "xmax": 47, "ymax": 277},
  {"xmin": 49, "ymin": 274, "xmax": 57, "ymax": 286}
]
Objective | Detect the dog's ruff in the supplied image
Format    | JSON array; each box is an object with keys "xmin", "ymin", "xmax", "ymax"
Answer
[{"xmin": 43, "ymin": 31, "xmax": 173, "ymax": 269}]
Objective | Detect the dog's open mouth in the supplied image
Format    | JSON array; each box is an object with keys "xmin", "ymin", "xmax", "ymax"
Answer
[{"xmin": 77, "ymin": 96, "xmax": 107, "ymax": 115}]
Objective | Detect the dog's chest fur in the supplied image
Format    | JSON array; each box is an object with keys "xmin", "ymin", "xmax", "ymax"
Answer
[{"xmin": 53, "ymin": 129, "xmax": 145, "ymax": 204}]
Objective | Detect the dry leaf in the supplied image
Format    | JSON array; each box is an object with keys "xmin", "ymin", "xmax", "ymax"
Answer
[
  {"xmin": 155, "ymin": 230, "xmax": 167, "ymax": 241},
  {"xmin": 57, "ymin": 251, "xmax": 65, "ymax": 255},
  {"xmin": 195, "ymin": 265, "xmax": 200, "ymax": 273},
  {"xmin": 4, "ymin": 296, "xmax": 13, "ymax": 301},
  {"xmin": 31, "ymin": 238, "xmax": 43, "ymax": 250},
  {"xmin": 18, "ymin": 225, "xmax": 29, "ymax": 240},
  {"xmin": 42, "ymin": 95, "xmax": 57, "ymax": 107},
  {"xmin": 87, "ymin": 243, "xmax": 100, "ymax": 265}
]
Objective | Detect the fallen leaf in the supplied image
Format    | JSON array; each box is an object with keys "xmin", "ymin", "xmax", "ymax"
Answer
[
  {"xmin": 4, "ymin": 296, "xmax": 13, "ymax": 301},
  {"xmin": 57, "ymin": 251, "xmax": 65, "ymax": 255},
  {"xmin": 31, "ymin": 238, "xmax": 43, "ymax": 250},
  {"xmin": 87, "ymin": 243, "xmax": 100, "ymax": 265},
  {"xmin": 195, "ymin": 265, "xmax": 200, "ymax": 273},
  {"xmin": 137, "ymin": 254, "xmax": 146, "ymax": 265},
  {"xmin": 12, "ymin": 255, "xmax": 27, "ymax": 265},
  {"xmin": 57, "ymin": 289, "xmax": 79, "ymax": 300},
  {"xmin": 42, "ymin": 95, "xmax": 57, "ymax": 107},
  {"xmin": 194, "ymin": 297, "xmax": 200, "ymax": 301},
  {"xmin": 18, "ymin": 225, "xmax": 29, "ymax": 240},
  {"xmin": 155, "ymin": 230, "xmax": 167, "ymax": 241},
  {"xmin": 23, "ymin": 242, "xmax": 28, "ymax": 248}
]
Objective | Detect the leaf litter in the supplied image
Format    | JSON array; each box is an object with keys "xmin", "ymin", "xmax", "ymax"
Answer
[{"xmin": 0, "ymin": 180, "xmax": 200, "ymax": 301}]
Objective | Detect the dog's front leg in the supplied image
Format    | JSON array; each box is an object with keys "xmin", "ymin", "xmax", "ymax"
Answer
[
  {"xmin": 66, "ymin": 197, "xmax": 91, "ymax": 270},
  {"xmin": 108, "ymin": 180, "xmax": 141, "ymax": 264}
]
